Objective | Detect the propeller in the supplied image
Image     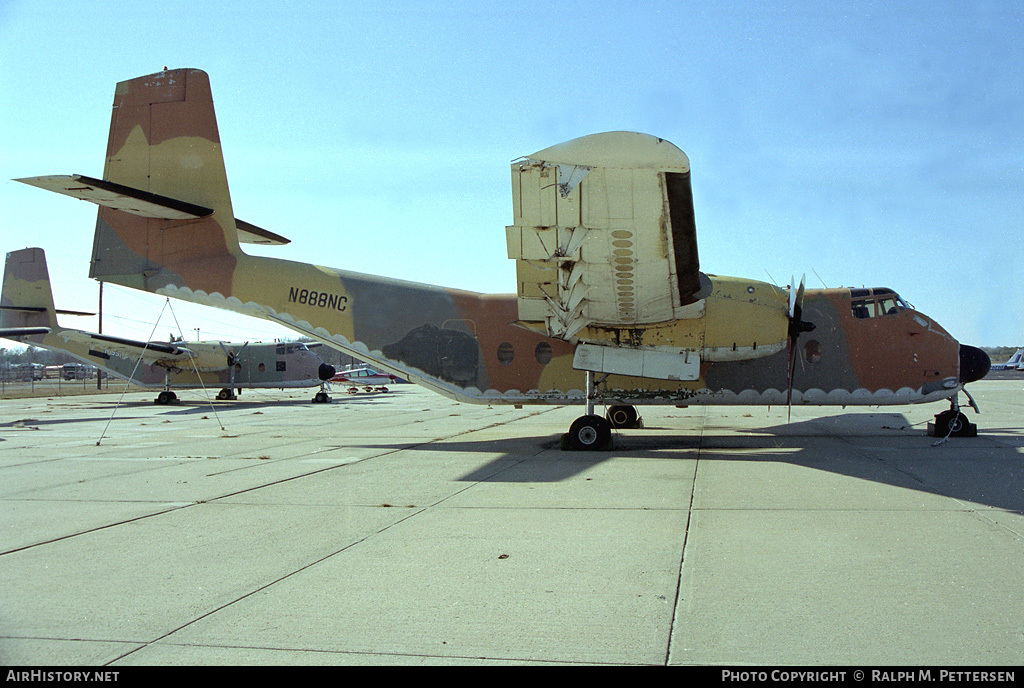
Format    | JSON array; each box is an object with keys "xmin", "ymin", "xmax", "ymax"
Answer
[
  {"xmin": 219, "ymin": 341, "xmax": 249, "ymax": 367},
  {"xmin": 219, "ymin": 341, "xmax": 249, "ymax": 388},
  {"xmin": 785, "ymin": 275, "xmax": 816, "ymax": 421}
]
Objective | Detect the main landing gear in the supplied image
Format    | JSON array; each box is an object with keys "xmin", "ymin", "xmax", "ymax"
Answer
[
  {"xmin": 155, "ymin": 390, "xmax": 177, "ymax": 405},
  {"xmin": 154, "ymin": 371, "xmax": 179, "ymax": 405},
  {"xmin": 606, "ymin": 404, "xmax": 643, "ymax": 429},
  {"xmin": 562, "ymin": 372, "xmax": 643, "ymax": 450},
  {"xmin": 217, "ymin": 388, "xmax": 237, "ymax": 401},
  {"xmin": 565, "ymin": 414, "xmax": 613, "ymax": 451}
]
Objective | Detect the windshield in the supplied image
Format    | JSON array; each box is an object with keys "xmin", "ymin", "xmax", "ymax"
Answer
[{"xmin": 850, "ymin": 288, "xmax": 912, "ymax": 319}]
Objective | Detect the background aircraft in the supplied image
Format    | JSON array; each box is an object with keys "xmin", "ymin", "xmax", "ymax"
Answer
[
  {"xmin": 15, "ymin": 68, "xmax": 990, "ymax": 447},
  {"xmin": 330, "ymin": 365, "xmax": 398, "ymax": 393},
  {"xmin": 1, "ymin": 247, "xmax": 337, "ymax": 404},
  {"xmin": 990, "ymin": 348, "xmax": 1023, "ymax": 371}
]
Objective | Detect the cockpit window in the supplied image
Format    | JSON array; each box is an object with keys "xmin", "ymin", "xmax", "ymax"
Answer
[
  {"xmin": 276, "ymin": 343, "xmax": 310, "ymax": 355},
  {"xmin": 850, "ymin": 288, "xmax": 909, "ymax": 319}
]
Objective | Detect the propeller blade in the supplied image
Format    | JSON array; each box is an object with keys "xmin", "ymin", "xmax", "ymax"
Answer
[{"xmin": 785, "ymin": 275, "xmax": 813, "ymax": 422}]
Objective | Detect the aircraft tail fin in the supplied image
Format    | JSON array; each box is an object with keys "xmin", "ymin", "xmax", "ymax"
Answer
[
  {"xmin": 85, "ymin": 68, "xmax": 242, "ymax": 292},
  {"xmin": 1, "ymin": 248, "xmax": 59, "ymax": 331}
]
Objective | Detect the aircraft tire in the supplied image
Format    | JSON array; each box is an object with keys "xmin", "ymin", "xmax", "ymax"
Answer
[
  {"xmin": 567, "ymin": 415, "xmax": 612, "ymax": 451},
  {"xmin": 606, "ymin": 405, "xmax": 639, "ymax": 429},
  {"xmin": 931, "ymin": 409, "xmax": 976, "ymax": 438},
  {"xmin": 155, "ymin": 391, "xmax": 176, "ymax": 405},
  {"xmin": 313, "ymin": 391, "xmax": 331, "ymax": 404}
]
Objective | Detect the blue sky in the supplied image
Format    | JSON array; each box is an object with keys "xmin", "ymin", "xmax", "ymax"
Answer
[{"xmin": 1, "ymin": 0, "xmax": 1020, "ymax": 348}]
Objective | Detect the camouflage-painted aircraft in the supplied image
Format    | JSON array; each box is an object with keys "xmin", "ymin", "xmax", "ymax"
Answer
[
  {"xmin": 0, "ymin": 247, "xmax": 336, "ymax": 404},
  {"xmin": 15, "ymin": 68, "xmax": 991, "ymax": 447}
]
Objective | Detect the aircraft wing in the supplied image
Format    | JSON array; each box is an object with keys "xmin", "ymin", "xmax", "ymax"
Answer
[
  {"xmin": 505, "ymin": 132, "xmax": 705, "ymax": 340},
  {"xmin": 16, "ymin": 175, "xmax": 289, "ymax": 246}
]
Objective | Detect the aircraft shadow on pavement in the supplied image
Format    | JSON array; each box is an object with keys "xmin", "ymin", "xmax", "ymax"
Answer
[
  {"xmin": 350, "ymin": 411, "xmax": 1024, "ymax": 514},
  {"xmin": 0, "ymin": 392, "xmax": 397, "ymax": 424}
]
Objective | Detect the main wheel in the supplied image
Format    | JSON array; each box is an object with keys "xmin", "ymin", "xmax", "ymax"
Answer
[
  {"xmin": 932, "ymin": 409, "xmax": 974, "ymax": 437},
  {"xmin": 155, "ymin": 391, "xmax": 176, "ymax": 405},
  {"xmin": 606, "ymin": 405, "xmax": 639, "ymax": 429},
  {"xmin": 567, "ymin": 415, "xmax": 612, "ymax": 450}
]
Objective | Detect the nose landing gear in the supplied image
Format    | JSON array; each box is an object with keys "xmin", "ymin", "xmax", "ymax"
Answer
[
  {"xmin": 312, "ymin": 382, "xmax": 332, "ymax": 404},
  {"xmin": 929, "ymin": 392, "xmax": 979, "ymax": 440}
]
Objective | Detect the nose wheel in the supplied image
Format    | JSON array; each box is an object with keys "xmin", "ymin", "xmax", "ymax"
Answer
[
  {"xmin": 929, "ymin": 394, "xmax": 978, "ymax": 439},
  {"xmin": 312, "ymin": 383, "xmax": 332, "ymax": 404}
]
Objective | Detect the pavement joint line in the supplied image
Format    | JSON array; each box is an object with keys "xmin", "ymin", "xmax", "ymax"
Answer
[
  {"xmin": 0, "ymin": 502, "xmax": 194, "ymax": 557},
  {"xmin": 663, "ymin": 404, "xmax": 707, "ymax": 666},
  {"xmin": 117, "ymin": 639, "xmax": 631, "ymax": 665},
  {"xmin": 2, "ymin": 405, "xmax": 552, "ymax": 556},
  {"xmin": 105, "ymin": 412, "xmax": 554, "ymax": 665}
]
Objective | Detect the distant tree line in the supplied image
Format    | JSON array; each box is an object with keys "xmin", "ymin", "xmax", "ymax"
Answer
[
  {"xmin": 0, "ymin": 346, "xmax": 79, "ymax": 366},
  {"xmin": 983, "ymin": 346, "xmax": 1021, "ymax": 363}
]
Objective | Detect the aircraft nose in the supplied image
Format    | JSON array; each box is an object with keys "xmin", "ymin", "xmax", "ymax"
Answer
[
  {"xmin": 959, "ymin": 345, "xmax": 990, "ymax": 384},
  {"xmin": 318, "ymin": 363, "xmax": 336, "ymax": 381}
]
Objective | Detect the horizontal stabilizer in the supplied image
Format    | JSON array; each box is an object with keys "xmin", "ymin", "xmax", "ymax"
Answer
[
  {"xmin": 82, "ymin": 332, "xmax": 189, "ymax": 357},
  {"xmin": 0, "ymin": 305, "xmax": 93, "ymax": 316},
  {"xmin": 234, "ymin": 219, "xmax": 290, "ymax": 245},
  {"xmin": 15, "ymin": 175, "xmax": 290, "ymax": 246},
  {"xmin": 0, "ymin": 327, "xmax": 51, "ymax": 338},
  {"xmin": 16, "ymin": 174, "xmax": 213, "ymax": 220}
]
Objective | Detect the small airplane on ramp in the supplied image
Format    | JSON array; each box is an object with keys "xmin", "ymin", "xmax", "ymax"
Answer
[
  {"xmin": 330, "ymin": 365, "xmax": 398, "ymax": 393},
  {"xmin": 0, "ymin": 247, "xmax": 337, "ymax": 404},
  {"xmin": 14, "ymin": 68, "xmax": 991, "ymax": 447},
  {"xmin": 990, "ymin": 349, "xmax": 1023, "ymax": 372}
]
